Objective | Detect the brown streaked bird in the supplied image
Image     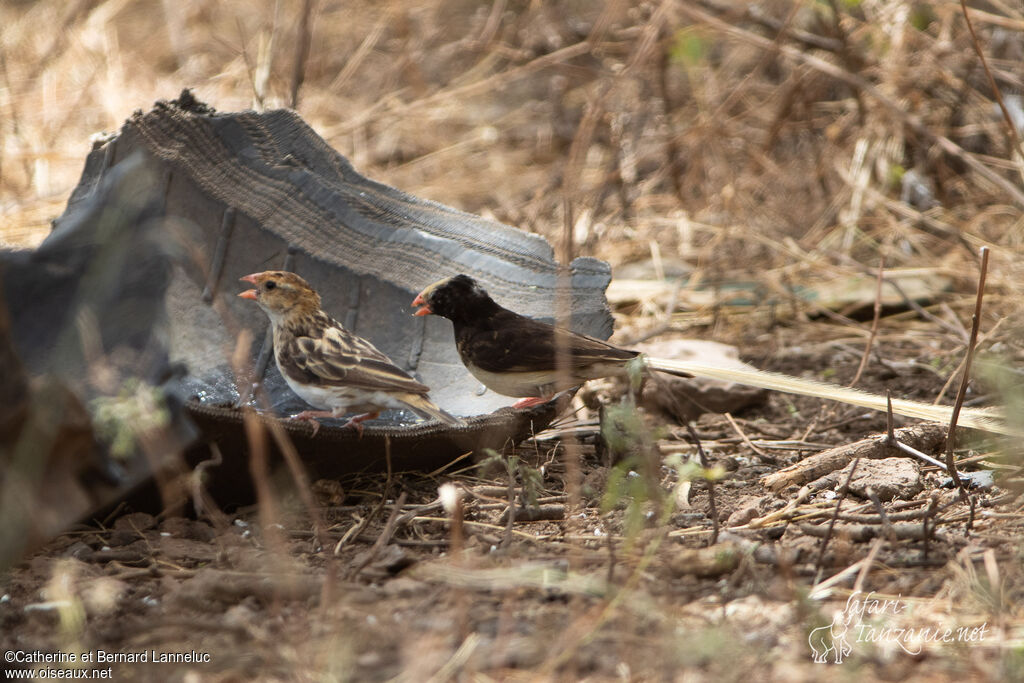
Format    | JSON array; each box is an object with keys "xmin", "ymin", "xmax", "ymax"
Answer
[
  {"xmin": 412, "ymin": 274, "xmax": 690, "ymax": 408},
  {"xmin": 239, "ymin": 271, "xmax": 462, "ymax": 435}
]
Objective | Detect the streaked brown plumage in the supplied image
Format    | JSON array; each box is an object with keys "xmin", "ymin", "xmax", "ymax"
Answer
[
  {"xmin": 239, "ymin": 271, "xmax": 461, "ymax": 434},
  {"xmin": 412, "ymin": 274, "xmax": 685, "ymax": 408}
]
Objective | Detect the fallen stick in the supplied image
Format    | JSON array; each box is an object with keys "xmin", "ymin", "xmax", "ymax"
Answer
[
  {"xmin": 799, "ymin": 522, "xmax": 940, "ymax": 542},
  {"xmin": 760, "ymin": 423, "xmax": 947, "ymax": 491}
]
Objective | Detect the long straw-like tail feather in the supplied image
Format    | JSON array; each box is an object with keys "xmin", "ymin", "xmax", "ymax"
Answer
[
  {"xmin": 646, "ymin": 357, "xmax": 1016, "ymax": 437},
  {"xmin": 405, "ymin": 394, "xmax": 466, "ymax": 427}
]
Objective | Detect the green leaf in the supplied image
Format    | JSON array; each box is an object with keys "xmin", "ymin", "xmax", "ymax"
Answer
[{"xmin": 670, "ymin": 29, "xmax": 706, "ymax": 68}]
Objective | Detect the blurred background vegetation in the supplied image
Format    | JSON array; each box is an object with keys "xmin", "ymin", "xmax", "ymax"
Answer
[
  {"xmin": 3, "ymin": 0, "xmax": 1022, "ymax": 303},
  {"xmin": 3, "ymin": 1, "xmax": 1024, "ymax": 678}
]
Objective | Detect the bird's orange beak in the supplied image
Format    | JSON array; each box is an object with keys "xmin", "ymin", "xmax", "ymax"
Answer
[
  {"xmin": 411, "ymin": 292, "xmax": 432, "ymax": 317},
  {"xmin": 239, "ymin": 273, "xmax": 261, "ymax": 300}
]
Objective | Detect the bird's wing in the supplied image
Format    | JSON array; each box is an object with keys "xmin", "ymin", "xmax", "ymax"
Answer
[
  {"xmin": 280, "ymin": 323, "xmax": 430, "ymax": 395},
  {"xmin": 463, "ymin": 313, "xmax": 637, "ymax": 374}
]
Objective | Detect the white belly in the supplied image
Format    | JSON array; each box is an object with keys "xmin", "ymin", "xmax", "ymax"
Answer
[
  {"xmin": 466, "ymin": 361, "xmax": 630, "ymax": 397},
  {"xmin": 277, "ymin": 357, "xmax": 407, "ymax": 415},
  {"xmin": 466, "ymin": 365, "xmax": 556, "ymax": 397}
]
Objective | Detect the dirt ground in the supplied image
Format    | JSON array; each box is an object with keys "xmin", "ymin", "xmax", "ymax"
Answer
[
  {"xmin": 3, "ymin": 323, "xmax": 1023, "ymax": 681},
  {"xmin": 4, "ymin": 1, "xmax": 1024, "ymax": 681}
]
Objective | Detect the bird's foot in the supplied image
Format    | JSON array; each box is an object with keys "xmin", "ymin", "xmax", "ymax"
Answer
[
  {"xmin": 291, "ymin": 410, "xmax": 334, "ymax": 437},
  {"xmin": 512, "ymin": 396, "xmax": 550, "ymax": 409},
  {"xmin": 341, "ymin": 411, "xmax": 380, "ymax": 439}
]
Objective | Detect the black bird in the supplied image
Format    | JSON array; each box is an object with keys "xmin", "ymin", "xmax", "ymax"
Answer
[{"xmin": 412, "ymin": 274, "xmax": 685, "ymax": 408}]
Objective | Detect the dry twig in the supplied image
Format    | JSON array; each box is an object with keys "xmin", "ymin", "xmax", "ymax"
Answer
[
  {"xmin": 849, "ymin": 256, "xmax": 885, "ymax": 388},
  {"xmin": 944, "ymin": 246, "xmax": 989, "ymax": 527},
  {"xmin": 814, "ymin": 456, "xmax": 859, "ymax": 579}
]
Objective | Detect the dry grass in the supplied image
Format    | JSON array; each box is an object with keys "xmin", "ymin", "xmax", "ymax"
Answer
[
  {"xmin": 4, "ymin": 0, "xmax": 1024, "ymax": 355},
  {"xmin": 3, "ymin": 2, "xmax": 1020, "ymax": 288},
  {"xmin": 5, "ymin": 1, "xmax": 1024, "ymax": 680}
]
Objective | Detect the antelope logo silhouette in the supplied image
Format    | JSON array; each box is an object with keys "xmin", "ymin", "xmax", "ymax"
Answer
[{"xmin": 808, "ymin": 611, "xmax": 853, "ymax": 664}]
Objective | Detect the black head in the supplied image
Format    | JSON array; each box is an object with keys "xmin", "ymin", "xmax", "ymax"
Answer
[{"xmin": 413, "ymin": 274, "xmax": 499, "ymax": 323}]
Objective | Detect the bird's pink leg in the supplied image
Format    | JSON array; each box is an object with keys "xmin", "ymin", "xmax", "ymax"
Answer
[
  {"xmin": 512, "ymin": 396, "xmax": 551, "ymax": 409},
  {"xmin": 341, "ymin": 411, "xmax": 380, "ymax": 438},
  {"xmin": 293, "ymin": 410, "xmax": 335, "ymax": 420},
  {"xmin": 291, "ymin": 410, "xmax": 334, "ymax": 437}
]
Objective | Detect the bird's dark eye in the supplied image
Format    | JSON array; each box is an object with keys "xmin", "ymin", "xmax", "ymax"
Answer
[{"xmin": 265, "ymin": 281, "xmax": 277, "ymax": 290}]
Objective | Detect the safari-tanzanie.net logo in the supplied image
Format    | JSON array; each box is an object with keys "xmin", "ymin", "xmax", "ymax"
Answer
[{"xmin": 808, "ymin": 591, "xmax": 989, "ymax": 664}]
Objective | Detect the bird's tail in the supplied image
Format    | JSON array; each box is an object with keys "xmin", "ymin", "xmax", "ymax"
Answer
[
  {"xmin": 642, "ymin": 358, "xmax": 692, "ymax": 378},
  {"xmin": 645, "ymin": 357, "xmax": 1016, "ymax": 437},
  {"xmin": 403, "ymin": 394, "xmax": 466, "ymax": 427}
]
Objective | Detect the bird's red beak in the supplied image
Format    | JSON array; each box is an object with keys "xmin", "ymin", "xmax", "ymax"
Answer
[
  {"xmin": 412, "ymin": 292, "xmax": 432, "ymax": 317},
  {"xmin": 239, "ymin": 273, "xmax": 261, "ymax": 300}
]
